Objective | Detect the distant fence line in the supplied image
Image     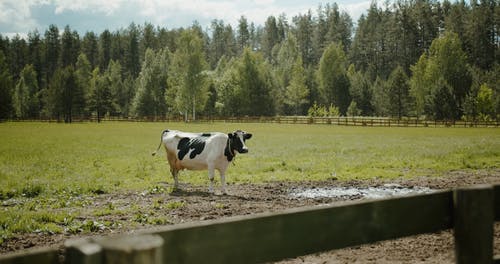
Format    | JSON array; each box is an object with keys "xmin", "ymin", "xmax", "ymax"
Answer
[
  {"xmin": 208, "ymin": 116, "xmax": 500, "ymax": 128},
  {"xmin": 6, "ymin": 116, "xmax": 500, "ymax": 127},
  {"xmin": 0, "ymin": 184, "xmax": 499, "ymax": 264}
]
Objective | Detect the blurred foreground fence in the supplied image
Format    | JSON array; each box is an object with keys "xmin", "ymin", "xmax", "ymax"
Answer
[
  {"xmin": 8, "ymin": 116, "xmax": 500, "ymax": 127},
  {"xmin": 1, "ymin": 184, "xmax": 499, "ymax": 264}
]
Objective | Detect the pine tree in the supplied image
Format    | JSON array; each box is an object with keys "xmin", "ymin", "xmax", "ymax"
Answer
[
  {"xmin": 75, "ymin": 53, "xmax": 92, "ymax": 116},
  {"xmin": 28, "ymin": 30, "xmax": 44, "ymax": 90},
  {"xmin": 60, "ymin": 25, "xmax": 79, "ymax": 67},
  {"xmin": 0, "ymin": 51, "xmax": 13, "ymax": 119},
  {"xmin": 237, "ymin": 48, "xmax": 275, "ymax": 116},
  {"xmin": 45, "ymin": 24, "xmax": 61, "ymax": 85},
  {"xmin": 262, "ymin": 16, "xmax": 280, "ymax": 60},
  {"xmin": 210, "ymin": 20, "xmax": 227, "ymax": 68},
  {"xmin": 387, "ymin": 66, "xmax": 411, "ymax": 119},
  {"xmin": 99, "ymin": 29, "xmax": 111, "ymax": 72},
  {"xmin": 125, "ymin": 24, "xmax": 140, "ymax": 78},
  {"xmin": 44, "ymin": 66, "xmax": 81, "ymax": 122},
  {"xmin": 140, "ymin": 23, "xmax": 158, "ymax": 59},
  {"xmin": 82, "ymin": 31, "xmax": 99, "ymax": 69},
  {"xmin": 347, "ymin": 64, "xmax": 373, "ymax": 116},
  {"xmin": 292, "ymin": 11, "xmax": 314, "ymax": 66},
  {"xmin": 87, "ymin": 68, "xmax": 112, "ymax": 122},
  {"xmin": 10, "ymin": 34, "xmax": 28, "ymax": 80},
  {"xmin": 465, "ymin": 0, "xmax": 496, "ymax": 69},
  {"xmin": 106, "ymin": 60, "xmax": 128, "ymax": 116},
  {"xmin": 237, "ymin": 16, "xmax": 250, "ymax": 53},
  {"xmin": 371, "ymin": 77, "xmax": 389, "ymax": 116}
]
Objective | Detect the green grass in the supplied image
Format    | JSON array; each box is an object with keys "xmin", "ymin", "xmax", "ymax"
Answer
[
  {"xmin": 0, "ymin": 122, "xmax": 498, "ymax": 196},
  {"xmin": 0, "ymin": 121, "xmax": 498, "ymax": 241}
]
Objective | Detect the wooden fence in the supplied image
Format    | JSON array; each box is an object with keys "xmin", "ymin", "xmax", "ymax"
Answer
[
  {"xmin": 209, "ymin": 116, "xmax": 499, "ymax": 127},
  {"xmin": 7, "ymin": 116, "xmax": 500, "ymax": 127},
  {"xmin": 1, "ymin": 184, "xmax": 499, "ymax": 264}
]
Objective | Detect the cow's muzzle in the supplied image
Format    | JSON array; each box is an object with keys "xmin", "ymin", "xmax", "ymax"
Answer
[{"xmin": 239, "ymin": 148, "xmax": 248, "ymax": 154}]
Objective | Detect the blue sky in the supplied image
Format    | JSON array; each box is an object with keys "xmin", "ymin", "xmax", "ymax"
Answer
[{"xmin": 0, "ymin": 0, "xmax": 372, "ymax": 38}]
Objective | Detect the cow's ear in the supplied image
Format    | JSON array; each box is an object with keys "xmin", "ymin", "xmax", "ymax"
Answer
[
  {"xmin": 228, "ymin": 133, "xmax": 233, "ymax": 139},
  {"xmin": 244, "ymin": 133, "xmax": 252, "ymax": 140}
]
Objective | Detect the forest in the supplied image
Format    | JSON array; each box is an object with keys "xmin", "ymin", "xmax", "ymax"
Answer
[{"xmin": 0, "ymin": 0, "xmax": 498, "ymax": 122}]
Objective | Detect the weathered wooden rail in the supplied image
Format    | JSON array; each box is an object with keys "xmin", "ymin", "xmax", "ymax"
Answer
[
  {"xmin": 213, "ymin": 116, "xmax": 499, "ymax": 128},
  {"xmin": 1, "ymin": 184, "xmax": 499, "ymax": 264}
]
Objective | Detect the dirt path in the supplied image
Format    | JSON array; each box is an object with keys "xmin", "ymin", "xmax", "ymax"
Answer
[{"xmin": 1, "ymin": 170, "xmax": 499, "ymax": 263}]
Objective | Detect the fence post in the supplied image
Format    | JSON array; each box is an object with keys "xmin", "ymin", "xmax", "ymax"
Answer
[
  {"xmin": 453, "ymin": 185, "xmax": 494, "ymax": 264},
  {"xmin": 65, "ymin": 238, "xmax": 102, "ymax": 264},
  {"xmin": 97, "ymin": 234, "xmax": 163, "ymax": 264}
]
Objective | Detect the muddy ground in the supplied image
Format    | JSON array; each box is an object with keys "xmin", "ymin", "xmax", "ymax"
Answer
[{"xmin": 1, "ymin": 170, "xmax": 500, "ymax": 263}]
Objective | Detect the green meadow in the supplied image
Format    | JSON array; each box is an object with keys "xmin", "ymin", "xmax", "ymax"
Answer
[
  {"xmin": 1, "ymin": 122, "xmax": 498, "ymax": 197},
  {"xmin": 0, "ymin": 122, "xmax": 498, "ymax": 242}
]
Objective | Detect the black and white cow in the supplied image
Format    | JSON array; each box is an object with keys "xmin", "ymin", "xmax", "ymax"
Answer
[{"xmin": 152, "ymin": 129, "xmax": 252, "ymax": 194}]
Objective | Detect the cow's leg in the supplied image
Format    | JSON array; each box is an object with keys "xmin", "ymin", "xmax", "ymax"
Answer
[
  {"xmin": 170, "ymin": 168, "xmax": 179, "ymax": 190},
  {"xmin": 166, "ymin": 152, "xmax": 180, "ymax": 190},
  {"xmin": 208, "ymin": 165, "xmax": 215, "ymax": 194},
  {"xmin": 219, "ymin": 168, "xmax": 227, "ymax": 195}
]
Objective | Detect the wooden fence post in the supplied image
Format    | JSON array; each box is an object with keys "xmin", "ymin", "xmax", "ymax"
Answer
[
  {"xmin": 453, "ymin": 185, "xmax": 494, "ymax": 264},
  {"xmin": 97, "ymin": 234, "xmax": 163, "ymax": 264},
  {"xmin": 65, "ymin": 238, "xmax": 102, "ymax": 264}
]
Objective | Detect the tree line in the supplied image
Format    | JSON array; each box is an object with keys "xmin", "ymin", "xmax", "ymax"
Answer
[{"xmin": 0, "ymin": 0, "xmax": 498, "ymax": 122}]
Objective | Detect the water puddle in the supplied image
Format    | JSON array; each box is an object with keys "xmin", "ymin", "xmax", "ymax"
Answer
[{"xmin": 290, "ymin": 184, "xmax": 435, "ymax": 200}]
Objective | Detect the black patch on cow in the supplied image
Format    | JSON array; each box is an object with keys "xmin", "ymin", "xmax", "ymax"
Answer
[
  {"xmin": 224, "ymin": 137, "xmax": 234, "ymax": 162},
  {"xmin": 177, "ymin": 135, "xmax": 209, "ymax": 160}
]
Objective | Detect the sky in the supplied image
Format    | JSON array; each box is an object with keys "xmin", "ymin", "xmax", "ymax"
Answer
[{"xmin": 0, "ymin": 0, "xmax": 372, "ymax": 38}]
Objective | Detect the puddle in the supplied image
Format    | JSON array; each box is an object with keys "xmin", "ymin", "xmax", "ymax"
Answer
[{"xmin": 290, "ymin": 184, "xmax": 435, "ymax": 200}]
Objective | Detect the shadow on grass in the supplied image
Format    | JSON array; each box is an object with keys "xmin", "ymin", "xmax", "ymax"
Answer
[
  {"xmin": 169, "ymin": 188, "xmax": 213, "ymax": 197},
  {"xmin": 154, "ymin": 181, "xmax": 253, "ymax": 200}
]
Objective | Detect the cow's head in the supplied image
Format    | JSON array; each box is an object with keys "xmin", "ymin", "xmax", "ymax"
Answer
[{"xmin": 228, "ymin": 130, "xmax": 252, "ymax": 154}]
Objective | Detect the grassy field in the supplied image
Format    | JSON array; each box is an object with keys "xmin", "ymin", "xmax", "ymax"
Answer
[
  {"xmin": 0, "ymin": 122, "xmax": 499, "ymax": 243},
  {"xmin": 1, "ymin": 121, "xmax": 499, "ymax": 195}
]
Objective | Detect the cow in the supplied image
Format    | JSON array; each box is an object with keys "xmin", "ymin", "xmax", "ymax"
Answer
[{"xmin": 152, "ymin": 129, "xmax": 252, "ymax": 194}]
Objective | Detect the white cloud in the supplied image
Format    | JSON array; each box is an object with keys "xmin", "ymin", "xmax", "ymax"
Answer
[
  {"xmin": 252, "ymin": 0, "xmax": 275, "ymax": 5},
  {"xmin": 0, "ymin": 0, "xmax": 373, "ymax": 37},
  {"xmin": 52, "ymin": 0, "xmax": 124, "ymax": 15},
  {"xmin": 0, "ymin": 0, "xmax": 39, "ymax": 34},
  {"xmin": 339, "ymin": 0, "xmax": 372, "ymax": 23},
  {"xmin": 137, "ymin": 0, "xmax": 242, "ymax": 26}
]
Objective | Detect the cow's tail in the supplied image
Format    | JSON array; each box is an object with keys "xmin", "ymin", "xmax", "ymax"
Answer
[{"xmin": 152, "ymin": 129, "xmax": 169, "ymax": 156}]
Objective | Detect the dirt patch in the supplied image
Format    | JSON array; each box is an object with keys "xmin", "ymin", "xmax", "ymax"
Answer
[{"xmin": 1, "ymin": 170, "xmax": 499, "ymax": 263}]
